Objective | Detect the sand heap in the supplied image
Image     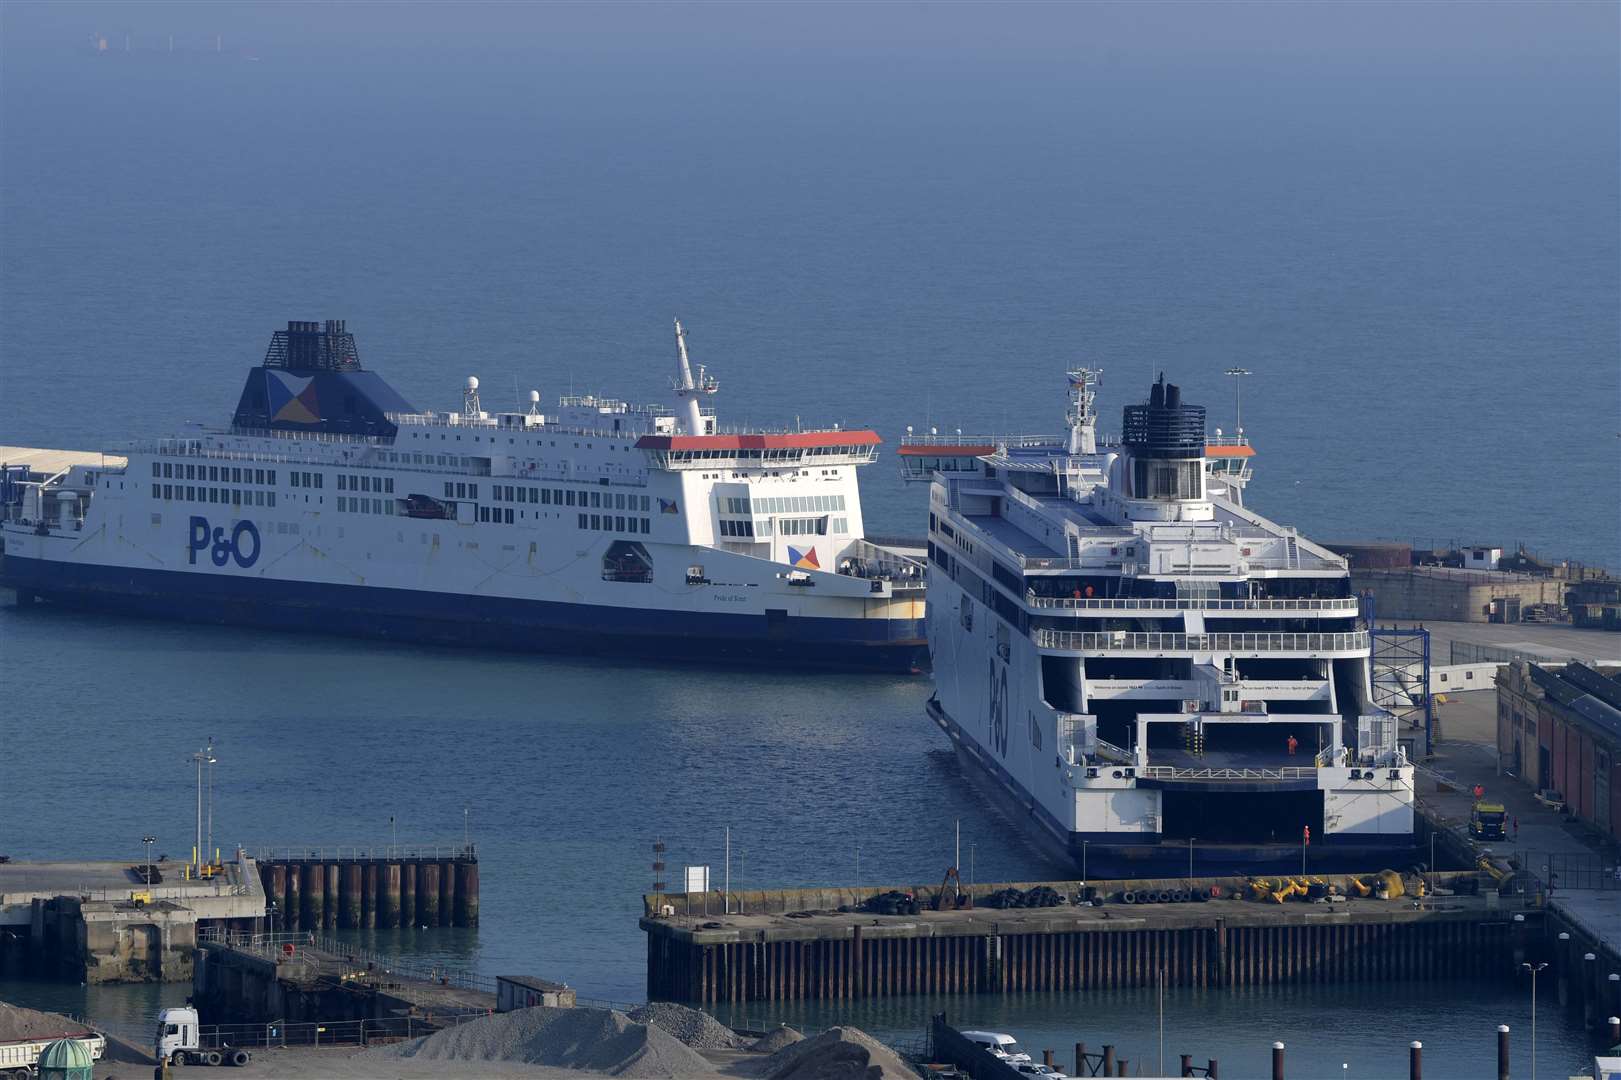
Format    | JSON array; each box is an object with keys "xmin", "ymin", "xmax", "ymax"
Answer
[
  {"xmin": 760, "ymin": 1026, "xmax": 913, "ymax": 1080},
  {"xmin": 0, "ymin": 1001, "xmax": 96, "ymax": 1042},
  {"xmin": 377, "ymin": 1005, "xmax": 717, "ymax": 1077}
]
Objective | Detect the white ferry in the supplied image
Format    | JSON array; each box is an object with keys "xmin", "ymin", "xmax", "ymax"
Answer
[
  {"xmin": 903, "ymin": 371, "xmax": 1415, "ymax": 876},
  {"xmin": 0, "ymin": 320, "xmax": 925, "ymax": 671}
]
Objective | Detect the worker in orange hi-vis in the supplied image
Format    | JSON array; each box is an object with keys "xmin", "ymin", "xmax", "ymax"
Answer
[{"xmin": 1286, "ymin": 734, "xmax": 1298, "ymax": 756}]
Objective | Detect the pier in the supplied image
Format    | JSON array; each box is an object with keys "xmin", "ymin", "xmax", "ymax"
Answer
[
  {"xmin": 251, "ymin": 844, "xmax": 479, "ymax": 930},
  {"xmin": 642, "ymin": 873, "xmax": 1534, "ymax": 1004},
  {"xmin": 0, "ymin": 853, "xmax": 264, "ymax": 983},
  {"xmin": 193, "ymin": 927, "xmax": 496, "ymax": 1027}
]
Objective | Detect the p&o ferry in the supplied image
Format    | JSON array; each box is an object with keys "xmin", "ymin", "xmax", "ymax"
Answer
[
  {"xmin": 0, "ymin": 319, "xmax": 925, "ymax": 671},
  {"xmin": 902, "ymin": 371, "xmax": 1416, "ymax": 876}
]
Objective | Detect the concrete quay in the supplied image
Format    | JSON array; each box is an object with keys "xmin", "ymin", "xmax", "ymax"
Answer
[
  {"xmin": 642, "ymin": 874, "xmax": 1528, "ymax": 1005},
  {"xmin": 0, "ymin": 853, "xmax": 264, "ymax": 983}
]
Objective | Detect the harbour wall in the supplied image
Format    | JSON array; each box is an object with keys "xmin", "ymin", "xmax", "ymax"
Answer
[
  {"xmin": 641, "ymin": 874, "xmax": 1543, "ymax": 1005},
  {"xmin": 252, "ymin": 847, "xmax": 478, "ymax": 930}
]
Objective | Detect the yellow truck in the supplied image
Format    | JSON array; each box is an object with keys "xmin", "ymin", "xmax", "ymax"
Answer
[{"xmin": 1469, "ymin": 801, "xmax": 1508, "ymax": 841}]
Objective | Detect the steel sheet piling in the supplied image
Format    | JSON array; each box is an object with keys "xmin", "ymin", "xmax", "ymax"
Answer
[
  {"xmin": 380, "ymin": 862, "xmax": 400, "ymax": 928},
  {"xmin": 439, "ymin": 860, "xmax": 455, "ymax": 927},
  {"xmin": 362, "ymin": 862, "xmax": 377, "ymax": 929},
  {"xmin": 341, "ymin": 863, "xmax": 361, "ymax": 929},
  {"xmin": 399, "ymin": 861, "xmax": 416, "ymax": 928}
]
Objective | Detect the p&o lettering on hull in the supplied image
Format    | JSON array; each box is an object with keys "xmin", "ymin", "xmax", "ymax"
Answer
[{"xmin": 188, "ymin": 516, "xmax": 261, "ymax": 569}]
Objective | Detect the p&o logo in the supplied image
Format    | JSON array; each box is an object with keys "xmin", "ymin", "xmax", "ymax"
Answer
[{"xmin": 189, "ymin": 516, "xmax": 261, "ymax": 568}]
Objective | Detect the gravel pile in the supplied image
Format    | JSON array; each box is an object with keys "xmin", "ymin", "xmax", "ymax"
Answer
[
  {"xmin": 750, "ymin": 1026, "xmax": 805, "ymax": 1054},
  {"xmin": 375, "ymin": 1005, "xmax": 718, "ymax": 1077},
  {"xmin": 627, "ymin": 1002, "xmax": 746, "ymax": 1050},
  {"xmin": 762, "ymin": 1026, "xmax": 913, "ymax": 1080}
]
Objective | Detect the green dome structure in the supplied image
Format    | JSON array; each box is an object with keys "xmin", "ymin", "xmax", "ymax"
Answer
[{"xmin": 38, "ymin": 1037, "xmax": 94, "ymax": 1080}]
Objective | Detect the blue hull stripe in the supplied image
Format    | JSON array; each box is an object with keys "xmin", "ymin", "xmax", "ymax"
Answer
[{"xmin": 3, "ymin": 555, "xmax": 928, "ymax": 673}]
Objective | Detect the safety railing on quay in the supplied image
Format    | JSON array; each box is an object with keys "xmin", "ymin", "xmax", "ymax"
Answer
[
  {"xmin": 186, "ymin": 1013, "xmax": 488, "ymax": 1052},
  {"xmin": 250, "ymin": 843, "xmax": 477, "ymax": 862},
  {"xmin": 1032, "ymin": 629, "xmax": 1371, "ymax": 654},
  {"xmin": 200, "ymin": 927, "xmax": 495, "ymax": 994}
]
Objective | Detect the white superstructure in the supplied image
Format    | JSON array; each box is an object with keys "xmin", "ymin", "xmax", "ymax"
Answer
[
  {"xmin": 903, "ymin": 371, "xmax": 1415, "ymax": 874},
  {"xmin": 1, "ymin": 320, "xmax": 926, "ymax": 671}
]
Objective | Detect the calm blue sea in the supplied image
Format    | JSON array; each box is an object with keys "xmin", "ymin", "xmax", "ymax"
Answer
[{"xmin": 1, "ymin": 5, "xmax": 1615, "ymax": 1076}]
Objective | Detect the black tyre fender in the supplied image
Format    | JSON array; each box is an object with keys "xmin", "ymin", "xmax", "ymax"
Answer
[{"xmin": 1121, "ymin": 890, "xmax": 1136, "ymax": 904}]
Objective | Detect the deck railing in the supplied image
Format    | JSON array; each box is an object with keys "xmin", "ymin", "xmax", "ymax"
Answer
[
  {"xmin": 1027, "ymin": 595, "xmax": 1361, "ymax": 612},
  {"xmin": 1032, "ymin": 630, "xmax": 1371, "ymax": 654}
]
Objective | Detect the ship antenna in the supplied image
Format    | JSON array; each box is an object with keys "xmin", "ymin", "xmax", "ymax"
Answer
[
  {"xmin": 1066, "ymin": 368, "xmax": 1100, "ymax": 455},
  {"xmin": 672, "ymin": 318, "xmax": 717, "ymax": 436}
]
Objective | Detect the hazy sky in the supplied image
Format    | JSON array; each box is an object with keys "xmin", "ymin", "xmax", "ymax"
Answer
[{"xmin": 4, "ymin": 1, "xmax": 1616, "ymax": 70}]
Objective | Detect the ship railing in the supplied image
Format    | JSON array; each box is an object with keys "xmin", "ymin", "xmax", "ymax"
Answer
[
  {"xmin": 836, "ymin": 539, "xmax": 926, "ymax": 587},
  {"xmin": 1027, "ymin": 595, "xmax": 1361, "ymax": 612},
  {"xmin": 128, "ymin": 441, "xmax": 498, "ymax": 478},
  {"xmin": 1138, "ymin": 765, "xmax": 1319, "ymax": 782},
  {"xmin": 1032, "ymin": 629, "xmax": 1372, "ymax": 654},
  {"xmin": 900, "ymin": 433, "xmax": 1060, "ymax": 449}
]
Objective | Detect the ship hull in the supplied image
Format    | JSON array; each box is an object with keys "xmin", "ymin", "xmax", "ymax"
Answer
[
  {"xmin": 931, "ymin": 699, "xmax": 1420, "ymax": 878},
  {"xmin": 2, "ymin": 554, "xmax": 928, "ymax": 673}
]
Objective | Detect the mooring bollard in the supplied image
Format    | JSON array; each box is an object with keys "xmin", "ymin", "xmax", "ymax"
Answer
[
  {"xmin": 1409, "ymin": 1040, "xmax": 1422, "ymax": 1080},
  {"xmin": 1497, "ymin": 1024, "xmax": 1510, "ymax": 1080},
  {"xmin": 1271, "ymin": 1041, "xmax": 1285, "ymax": 1080}
]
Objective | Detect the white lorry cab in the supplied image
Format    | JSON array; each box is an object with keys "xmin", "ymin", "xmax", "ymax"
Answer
[
  {"xmin": 960, "ymin": 1030, "xmax": 1033, "ymax": 1064},
  {"xmin": 155, "ymin": 1008, "xmax": 251, "ymax": 1068}
]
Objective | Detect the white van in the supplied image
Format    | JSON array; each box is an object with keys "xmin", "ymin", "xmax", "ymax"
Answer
[{"xmin": 960, "ymin": 1030, "xmax": 1033, "ymax": 1064}]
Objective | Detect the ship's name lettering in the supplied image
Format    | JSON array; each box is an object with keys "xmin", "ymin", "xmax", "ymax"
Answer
[
  {"xmin": 711, "ymin": 593, "xmax": 749, "ymax": 604},
  {"xmin": 987, "ymin": 657, "xmax": 1009, "ymax": 757},
  {"xmin": 189, "ymin": 516, "xmax": 261, "ymax": 569}
]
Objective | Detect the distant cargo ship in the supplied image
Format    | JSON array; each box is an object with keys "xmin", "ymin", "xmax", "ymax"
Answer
[
  {"xmin": 903, "ymin": 370, "xmax": 1416, "ymax": 876},
  {"xmin": 1, "ymin": 319, "xmax": 926, "ymax": 671}
]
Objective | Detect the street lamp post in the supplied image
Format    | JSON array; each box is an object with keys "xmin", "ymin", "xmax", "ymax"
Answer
[
  {"xmin": 1522, "ymin": 961, "xmax": 1548, "ymax": 1080},
  {"xmin": 1188, "ymin": 837, "xmax": 1195, "ymax": 880},
  {"xmin": 188, "ymin": 742, "xmax": 217, "ymax": 876},
  {"xmin": 142, "ymin": 835, "xmax": 156, "ymax": 886},
  {"xmin": 1082, "ymin": 841, "xmax": 1089, "ymax": 885}
]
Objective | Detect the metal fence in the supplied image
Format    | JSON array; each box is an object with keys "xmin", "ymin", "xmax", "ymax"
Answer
[
  {"xmin": 250, "ymin": 843, "xmax": 477, "ymax": 862},
  {"xmin": 188, "ymin": 1014, "xmax": 486, "ymax": 1052},
  {"xmin": 1029, "ymin": 595, "xmax": 1362, "ymax": 612}
]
